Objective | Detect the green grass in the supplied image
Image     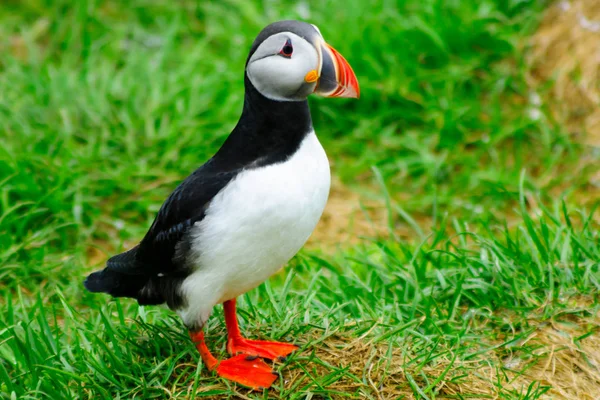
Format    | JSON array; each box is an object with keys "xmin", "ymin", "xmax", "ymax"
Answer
[{"xmin": 1, "ymin": 0, "xmax": 599, "ymax": 399}]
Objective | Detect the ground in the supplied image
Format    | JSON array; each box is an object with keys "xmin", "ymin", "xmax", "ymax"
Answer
[{"xmin": 1, "ymin": 0, "xmax": 600, "ymax": 399}]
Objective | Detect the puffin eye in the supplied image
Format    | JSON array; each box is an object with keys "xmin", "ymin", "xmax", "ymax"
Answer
[{"xmin": 279, "ymin": 39, "xmax": 293, "ymax": 58}]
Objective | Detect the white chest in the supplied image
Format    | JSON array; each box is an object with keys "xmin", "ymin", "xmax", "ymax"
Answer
[{"xmin": 178, "ymin": 131, "xmax": 330, "ymax": 324}]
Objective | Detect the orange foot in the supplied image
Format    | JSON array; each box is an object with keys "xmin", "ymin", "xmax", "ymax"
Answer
[
  {"xmin": 228, "ymin": 337, "xmax": 299, "ymax": 361},
  {"xmin": 215, "ymin": 354, "xmax": 278, "ymax": 390}
]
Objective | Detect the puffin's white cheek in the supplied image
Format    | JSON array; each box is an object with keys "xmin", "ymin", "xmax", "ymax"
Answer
[{"xmin": 247, "ymin": 57, "xmax": 313, "ymax": 100}]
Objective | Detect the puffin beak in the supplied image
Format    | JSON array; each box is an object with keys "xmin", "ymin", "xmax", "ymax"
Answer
[{"xmin": 314, "ymin": 42, "xmax": 360, "ymax": 99}]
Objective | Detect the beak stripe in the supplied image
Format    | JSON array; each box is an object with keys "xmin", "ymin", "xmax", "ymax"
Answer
[{"xmin": 316, "ymin": 43, "xmax": 360, "ymax": 99}]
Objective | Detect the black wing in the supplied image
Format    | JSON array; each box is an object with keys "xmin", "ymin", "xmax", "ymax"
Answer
[
  {"xmin": 84, "ymin": 162, "xmax": 238, "ymax": 305},
  {"xmin": 134, "ymin": 162, "xmax": 238, "ymax": 275}
]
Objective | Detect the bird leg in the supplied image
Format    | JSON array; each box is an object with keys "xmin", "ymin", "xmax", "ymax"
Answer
[
  {"xmin": 223, "ymin": 298, "xmax": 299, "ymax": 361},
  {"xmin": 189, "ymin": 330, "xmax": 277, "ymax": 390}
]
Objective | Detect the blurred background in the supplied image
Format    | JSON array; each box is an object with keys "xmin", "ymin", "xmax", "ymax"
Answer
[{"xmin": 1, "ymin": 0, "xmax": 599, "ymax": 399}]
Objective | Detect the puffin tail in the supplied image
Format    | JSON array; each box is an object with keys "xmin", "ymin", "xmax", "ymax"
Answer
[{"xmin": 84, "ymin": 246, "xmax": 149, "ymax": 300}]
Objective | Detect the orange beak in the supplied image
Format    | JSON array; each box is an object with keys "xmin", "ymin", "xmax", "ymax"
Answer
[{"xmin": 314, "ymin": 42, "xmax": 360, "ymax": 99}]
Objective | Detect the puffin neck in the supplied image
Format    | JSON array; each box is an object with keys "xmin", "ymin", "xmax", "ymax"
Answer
[{"xmin": 213, "ymin": 76, "xmax": 314, "ymax": 169}]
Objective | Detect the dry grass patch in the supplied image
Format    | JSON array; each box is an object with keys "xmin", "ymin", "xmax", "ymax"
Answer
[
  {"xmin": 527, "ymin": 0, "xmax": 600, "ymax": 215},
  {"xmin": 308, "ymin": 178, "xmax": 389, "ymax": 249},
  {"xmin": 529, "ymin": 0, "xmax": 600, "ymax": 146},
  {"xmin": 510, "ymin": 318, "xmax": 600, "ymax": 399}
]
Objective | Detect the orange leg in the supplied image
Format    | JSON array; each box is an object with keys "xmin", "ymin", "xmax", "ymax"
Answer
[
  {"xmin": 224, "ymin": 298, "xmax": 298, "ymax": 361},
  {"xmin": 189, "ymin": 330, "xmax": 277, "ymax": 390}
]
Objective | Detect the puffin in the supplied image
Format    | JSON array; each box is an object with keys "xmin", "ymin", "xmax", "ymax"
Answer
[{"xmin": 84, "ymin": 20, "xmax": 359, "ymax": 390}]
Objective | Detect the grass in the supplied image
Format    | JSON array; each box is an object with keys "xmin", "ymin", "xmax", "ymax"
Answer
[{"xmin": 1, "ymin": 0, "xmax": 599, "ymax": 398}]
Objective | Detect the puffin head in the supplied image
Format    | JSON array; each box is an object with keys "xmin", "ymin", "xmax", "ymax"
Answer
[{"xmin": 245, "ymin": 20, "xmax": 360, "ymax": 102}]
